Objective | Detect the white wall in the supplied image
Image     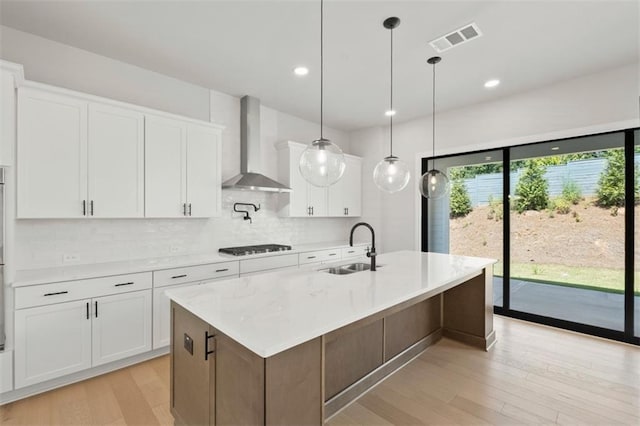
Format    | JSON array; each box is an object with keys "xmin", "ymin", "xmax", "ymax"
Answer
[
  {"xmin": 1, "ymin": 26, "xmax": 356, "ymax": 270},
  {"xmin": 351, "ymin": 63, "xmax": 640, "ymax": 253}
]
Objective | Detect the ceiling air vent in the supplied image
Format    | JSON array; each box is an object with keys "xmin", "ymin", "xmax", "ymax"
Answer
[{"xmin": 429, "ymin": 23, "xmax": 482, "ymax": 53}]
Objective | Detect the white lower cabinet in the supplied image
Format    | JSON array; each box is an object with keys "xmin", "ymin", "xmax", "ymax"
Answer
[
  {"xmin": 14, "ymin": 299, "xmax": 92, "ymax": 388},
  {"xmin": 153, "ymin": 282, "xmax": 199, "ymax": 350},
  {"xmin": 14, "ymin": 287, "xmax": 152, "ymax": 389},
  {"xmin": 92, "ymin": 291, "xmax": 152, "ymax": 366}
]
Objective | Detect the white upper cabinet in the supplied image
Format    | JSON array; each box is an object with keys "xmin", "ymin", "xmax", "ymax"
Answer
[
  {"xmin": 145, "ymin": 116, "xmax": 221, "ymax": 218},
  {"xmin": 145, "ymin": 115, "xmax": 187, "ymax": 218},
  {"xmin": 186, "ymin": 123, "xmax": 221, "ymax": 218},
  {"xmin": 17, "ymin": 83, "xmax": 222, "ymax": 219},
  {"xmin": 88, "ymin": 103, "xmax": 144, "ymax": 217},
  {"xmin": 277, "ymin": 141, "xmax": 361, "ymax": 218},
  {"xmin": 328, "ymin": 155, "xmax": 362, "ymax": 217},
  {"xmin": 0, "ymin": 62, "xmax": 22, "ymax": 166},
  {"xmin": 277, "ymin": 141, "xmax": 327, "ymax": 217},
  {"xmin": 17, "ymin": 87, "xmax": 88, "ymax": 218}
]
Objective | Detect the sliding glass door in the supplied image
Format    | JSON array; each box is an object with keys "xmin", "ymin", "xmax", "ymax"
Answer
[
  {"xmin": 509, "ymin": 133, "xmax": 625, "ymax": 330},
  {"xmin": 424, "ymin": 151, "xmax": 504, "ymax": 306},
  {"xmin": 422, "ymin": 129, "xmax": 638, "ymax": 345}
]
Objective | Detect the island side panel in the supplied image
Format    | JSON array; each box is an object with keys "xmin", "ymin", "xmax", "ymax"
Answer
[
  {"xmin": 265, "ymin": 337, "xmax": 323, "ymax": 425},
  {"xmin": 170, "ymin": 302, "xmax": 213, "ymax": 426},
  {"xmin": 384, "ymin": 296, "xmax": 441, "ymax": 361},
  {"xmin": 324, "ymin": 319, "xmax": 384, "ymax": 400},
  {"xmin": 216, "ymin": 333, "xmax": 265, "ymax": 425},
  {"xmin": 442, "ymin": 268, "xmax": 496, "ymax": 350}
]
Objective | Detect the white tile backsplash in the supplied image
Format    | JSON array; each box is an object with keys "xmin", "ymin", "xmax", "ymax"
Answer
[{"xmin": 16, "ymin": 190, "xmax": 357, "ymax": 269}]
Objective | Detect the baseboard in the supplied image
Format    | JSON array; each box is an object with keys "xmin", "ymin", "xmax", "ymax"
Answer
[
  {"xmin": 324, "ymin": 328, "xmax": 443, "ymax": 420},
  {"xmin": 443, "ymin": 327, "xmax": 496, "ymax": 351},
  {"xmin": 0, "ymin": 346, "xmax": 169, "ymax": 405}
]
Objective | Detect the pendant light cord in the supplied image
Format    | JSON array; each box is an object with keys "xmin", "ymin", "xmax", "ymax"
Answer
[
  {"xmin": 432, "ymin": 61, "xmax": 436, "ymax": 170},
  {"xmin": 320, "ymin": 0, "xmax": 324, "ymax": 140},
  {"xmin": 389, "ymin": 26, "xmax": 394, "ymax": 157}
]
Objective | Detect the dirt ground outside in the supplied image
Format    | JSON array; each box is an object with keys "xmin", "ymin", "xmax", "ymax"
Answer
[{"xmin": 449, "ymin": 198, "xmax": 636, "ymax": 292}]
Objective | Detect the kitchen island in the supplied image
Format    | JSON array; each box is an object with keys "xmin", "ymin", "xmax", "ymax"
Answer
[{"xmin": 167, "ymin": 251, "xmax": 496, "ymax": 425}]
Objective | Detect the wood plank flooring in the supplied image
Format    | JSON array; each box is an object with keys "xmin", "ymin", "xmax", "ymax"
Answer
[{"xmin": 1, "ymin": 316, "xmax": 639, "ymax": 425}]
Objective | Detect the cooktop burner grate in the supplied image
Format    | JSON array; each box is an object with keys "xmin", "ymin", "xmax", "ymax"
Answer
[{"xmin": 219, "ymin": 244, "xmax": 292, "ymax": 256}]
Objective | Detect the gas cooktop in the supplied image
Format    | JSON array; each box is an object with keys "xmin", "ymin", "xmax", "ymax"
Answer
[{"xmin": 219, "ymin": 244, "xmax": 292, "ymax": 256}]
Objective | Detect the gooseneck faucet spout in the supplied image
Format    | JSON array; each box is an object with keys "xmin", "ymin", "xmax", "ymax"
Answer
[{"xmin": 349, "ymin": 222, "xmax": 376, "ymax": 271}]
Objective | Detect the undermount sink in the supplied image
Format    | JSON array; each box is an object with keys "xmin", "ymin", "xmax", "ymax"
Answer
[{"xmin": 323, "ymin": 262, "xmax": 378, "ymax": 275}]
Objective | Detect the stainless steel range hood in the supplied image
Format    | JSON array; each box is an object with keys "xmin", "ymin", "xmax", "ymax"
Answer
[{"xmin": 222, "ymin": 96, "xmax": 291, "ymax": 193}]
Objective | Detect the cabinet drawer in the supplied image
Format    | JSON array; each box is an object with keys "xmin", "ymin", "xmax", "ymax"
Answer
[
  {"xmin": 153, "ymin": 261, "xmax": 239, "ymax": 288},
  {"xmin": 15, "ymin": 272, "xmax": 152, "ymax": 309},
  {"xmin": 299, "ymin": 249, "xmax": 341, "ymax": 265},
  {"xmin": 239, "ymin": 254, "xmax": 298, "ymax": 275},
  {"xmin": 341, "ymin": 245, "xmax": 369, "ymax": 259}
]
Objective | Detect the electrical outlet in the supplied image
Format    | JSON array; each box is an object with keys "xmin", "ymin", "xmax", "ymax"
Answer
[{"xmin": 62, "ymin": 254, "xmax": 80, "ymax": 263}]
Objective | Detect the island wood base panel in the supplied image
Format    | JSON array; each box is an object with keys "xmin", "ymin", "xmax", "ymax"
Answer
[{"xmin": 170, "ymin": 268, "xmax": 494, "ymax": 425}]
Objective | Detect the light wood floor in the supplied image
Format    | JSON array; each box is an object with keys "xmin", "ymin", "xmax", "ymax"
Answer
[{"xmin": 1, "ymin": 316, "xmax": 639, "ymax": 425}]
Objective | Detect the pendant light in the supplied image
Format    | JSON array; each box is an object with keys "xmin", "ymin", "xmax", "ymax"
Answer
[
  {"xmin": 419, "ymin": 56, "xmax": 450, "ymax": 199},
  {"xmin": 373, "ymin": 17, "xmax": 411, "ymax": 194},
  {"xmin": 299, "ymin": 0, "xmax": 346, "ymax": 187}
]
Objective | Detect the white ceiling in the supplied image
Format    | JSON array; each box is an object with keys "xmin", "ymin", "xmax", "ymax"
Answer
[{"xmin": 1, "ymin": 1, "xmax": 638, "ymax": 131}]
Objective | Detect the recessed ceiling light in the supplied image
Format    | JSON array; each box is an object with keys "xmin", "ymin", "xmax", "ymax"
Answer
[
  {"xmin": 385, "ymin": 110, "xmax": 396, "ymax": 117},
  {"xmin": 293, "ymin": 66, "xmax": 309, "ymax": 76},
  {"xmin": 484, "ymin": 79, "xmax": 500, "ymax": 88},
  {"xmin": 551, "ymin": 146, "xmax": 560, "ymax": 151}
]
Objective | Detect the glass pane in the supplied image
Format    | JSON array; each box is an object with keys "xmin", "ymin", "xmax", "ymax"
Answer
[
  {"xmin": 510, "ymin": 133, "xmax": 625, "ymax": 330},
  {"xmin": 635, "ymin": 130, "xmax": 639, "ymax": 337},
  {"xmin": 425, "ymin": 151, "xmax": 504, "ymax": 306}
]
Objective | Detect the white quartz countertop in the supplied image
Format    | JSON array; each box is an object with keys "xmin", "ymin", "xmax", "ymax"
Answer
[
  {"xmin": 13, "ymin": 241, "xmax": 368, "ymax": 287},
  {"xmin": 167, "ymin": 251, "xmax": 496, "ymax": 358}
]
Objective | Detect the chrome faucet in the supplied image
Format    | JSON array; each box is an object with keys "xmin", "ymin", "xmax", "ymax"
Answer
[{"xmin": 349, "ymin": 222, "xmax": 376, "ymax": 271}]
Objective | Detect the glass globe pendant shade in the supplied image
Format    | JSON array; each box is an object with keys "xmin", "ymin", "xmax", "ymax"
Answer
[
  {"xmin": 419, "ymin": 169, "xmax": 450, "ymax": 199},
  {"xmin": 373, "ymin": 156, "xmax": 410, "ymax": 194},
  {"xmin": 299, "ymin": 138, "xmax": 346, "ymax": 187}
]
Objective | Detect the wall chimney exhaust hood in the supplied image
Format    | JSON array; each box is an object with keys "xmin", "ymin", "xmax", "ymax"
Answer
[{"xmin": 222, "ymin": 96, "xmax": 292, "ymax": 193}]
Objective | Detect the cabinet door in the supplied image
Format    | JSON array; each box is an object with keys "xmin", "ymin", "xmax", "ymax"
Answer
[
  {"xmin": 288, "ymin": 143, "xmax": 310, "ymax": 217},
  {"xmin": 186, "ymin": 123, "xmax": 221, "ymax": 218},
  {"xmin": 153, "ymin": 282, "xmax": 199, "ymax": 350},
  {"xmin": 171, "ymin": 302, "xmax": 214, "ymax": 426},
  {"xmin": 145, "ymin": 115, "xmax": 187, "ymax": 217},
  {"xmin": 345, "ymin": 157, "xmax": 362, "ymax": 216},
  {"xmin": 327, "ymin": 156, "xmax": 361, "ymax": 217},
  {"xmin": 92, "ymin": 290, "xmax": 152, "ymax": 366},
  {"xmin": 0, "ymin": 69, "xmax": 16, "ymax": 166},
  {"xmin": 308, "ymin": 184, "xmax": 328, "ymax": 217},
  {"xmin": 17, "ymin": 88, "xmax": 87, "ymax": 218},
  {"xmin": 88, "ymin": 103, "xmax": 144, "ymax": 217},
  {"xmin": 14, "ymin": 299, "xmax": 92, "ymax": 388}
]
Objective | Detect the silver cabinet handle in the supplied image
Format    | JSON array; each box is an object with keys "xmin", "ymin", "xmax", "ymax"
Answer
[
  {"xmin": 171, "ymin": 274, "xmax": 187, "ymax": 279},
  {"xmin": 115, "ymin": 282, "xmax": 134, "ymax": 287},
  {"xmin": 86, "ymin": 302, "xmax": 90, "ymax": 320},
  {"xmin": 328, "ymin": 253, "xmax": 337, "ymax": 256},
  {"xmin": 82, "ymin": 200, "xmax": 86, "ymax": 216},
  {"xmin": 95, "ymin": 301, "xmax": 98, "ymax": 318},
  {"xmin": 183, "ymin": 203, "xmax": 187, "ymax": 216},
  {"xmin": 215, "ymin": 268, "xmax": 228, "ymax": 273},
  {"xmin": 188, "ymin": 203, "xmax": 192, "ymax": 216},
  {"xmin": 90, "ymin": 200, "xmax": 94, "ymax": 216},
  {"xmin": 307, "ymin": 255, "xmax": 316, "ymax": 259}
]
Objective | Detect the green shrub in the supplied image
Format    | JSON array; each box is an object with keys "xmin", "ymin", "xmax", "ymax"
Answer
[
  {"xmin": 487, "ymin": 195, "xmax": 503, "ymax": 221},
  {"xmin": 562, "ymin": 180, "xmax": 582, "ymax": 205},
  {"xmin": 515, "ymin": 160, "xmax": 549, "ymax": 213},
  {"xmin": 549, "ymin": 197, "xmax": 571, "ymax": 215},
  {"xmin": 596, "ymin": 150, "xmax": 625, "ymax": 208},
  {"xmin": 450, "ymin": 179, "xmax": 472, "ymax": 218}
]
